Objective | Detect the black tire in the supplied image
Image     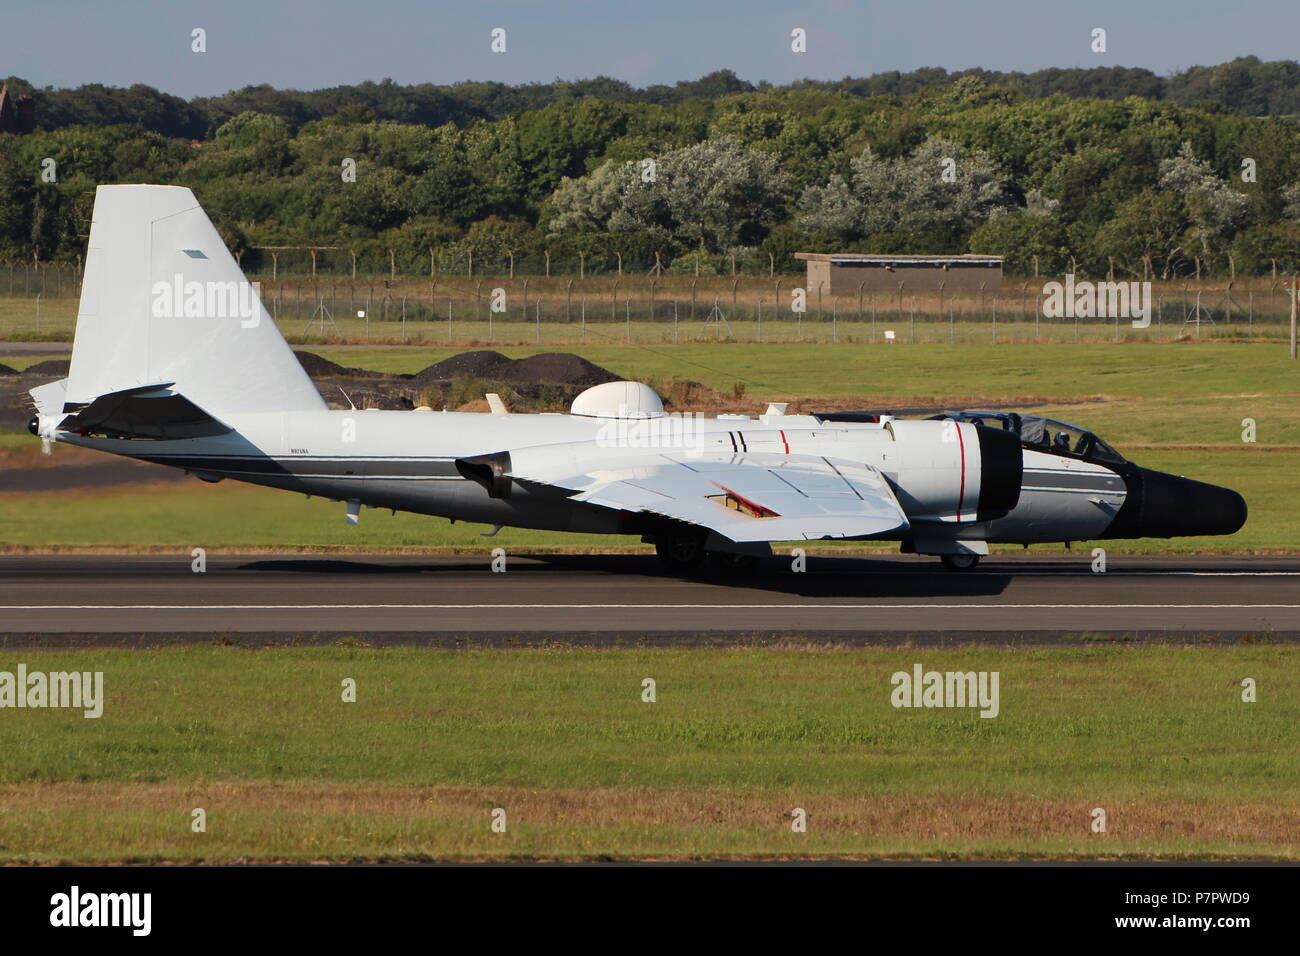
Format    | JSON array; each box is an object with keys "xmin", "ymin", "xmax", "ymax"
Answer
[
  {"xmin": 940, "ymin": 553, "xmax": 981, "ymax": 571},
  {"xmin": 655, "ymin": 530, "xmax": 708, "ymax": 573},
  {"xmin": 707, "ymin": 552, "xmax": 761, "ymax": 574}
]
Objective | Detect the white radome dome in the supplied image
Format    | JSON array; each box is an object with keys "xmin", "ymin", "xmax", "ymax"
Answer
[{"xmin": 570, "ymin": 381, "xmax": 665, "ymax": 419}]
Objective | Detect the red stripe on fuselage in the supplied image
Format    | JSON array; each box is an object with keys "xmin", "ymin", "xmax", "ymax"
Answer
[{"xmin": 955, "ymin": 423, "xmax": 966, "ymax": 522}]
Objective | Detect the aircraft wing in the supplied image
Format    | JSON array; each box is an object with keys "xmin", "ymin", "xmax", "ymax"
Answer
[{"xmin": 508, "ymin": 451, "xmax": 909, "ymax": 543}]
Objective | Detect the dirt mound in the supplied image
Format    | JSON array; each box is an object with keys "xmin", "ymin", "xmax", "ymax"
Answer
[
  {"xmin": 408, "ymin": 350, "xmax": 512, "ymax": 383},
  {"xmin": 294, "ymin": 351, "xmax": 382, "ymax": 379},
  {"xmin": 410, "ymin": 350, "xmax": 618, "ymax": 388},
  {"xmin": 22, "ymin": 359, "xmax": 70, "ymax": 377},
  {"xmin": 509, "ymin": 353, "xmax": 618, "ymax": 387},
  {"xmin": 0, "ymin": 363, "xmax": 17, "ymax": 376}
]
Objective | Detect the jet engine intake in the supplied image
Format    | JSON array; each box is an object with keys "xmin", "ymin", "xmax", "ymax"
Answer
[{"xmin": 974, "ymin": 424, "xmax": 1023, "ymax": 521}]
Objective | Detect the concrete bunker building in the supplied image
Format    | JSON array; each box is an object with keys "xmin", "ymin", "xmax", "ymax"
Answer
[{"xmin": 795, "ymin": 252, "xmax": 1003, "ymax": 294}]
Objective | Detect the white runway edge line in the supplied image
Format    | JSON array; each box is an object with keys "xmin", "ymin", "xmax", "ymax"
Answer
[
  {"xmin": 3, "ymin": 604, "xmax": 1300, "ymax": 611},
  {"xmin": 969, "ymin": 571, "xmax": 1300, "ymax": 577}
]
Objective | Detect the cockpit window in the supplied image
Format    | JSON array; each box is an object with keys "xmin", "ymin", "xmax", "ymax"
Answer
[
  {"xmin": 1019, "ymin": 416, "xmax": 1046, "ymax": 445},
  {"xmin": 931, "ymin": 411, "xmax": 1126, "ymax": 465},
  {"xmin": 1086, "ymin": 434, "xmax": 1126, "ymax": 465},
  {"xmin": 1041, "ymin": 420, "xmax": 1090, "ymax": 455},
  {"xmin": 1017, "ymin": 415, "xmax": 1127, "ymax": 464}
]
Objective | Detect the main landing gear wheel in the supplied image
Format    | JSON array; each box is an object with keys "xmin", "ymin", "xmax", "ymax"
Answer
[
  {"xmin": 707, "ymin": 552, "xmax": 761, "ymax": 574},
  {"xmin": 940, "ymin": 553, "xmax": 981, "ymax": 571},
  {"xmin": 654, "ymin": 529, "xmax": 708, "ymax": 574}
]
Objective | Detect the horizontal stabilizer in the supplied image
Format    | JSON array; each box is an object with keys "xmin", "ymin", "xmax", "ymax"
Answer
[{"xmin": 60, "ymin": 384, "xmax": 230, "ymax": 440}]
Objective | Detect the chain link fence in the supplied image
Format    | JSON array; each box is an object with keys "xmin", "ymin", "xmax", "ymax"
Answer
[
  {"xmin": 2, "ymin": 261, "xmax": 1295, "ymax": 346},
  {"xmin": 235, "ymin": 245, "xmax": 792, "ymax": 280}
]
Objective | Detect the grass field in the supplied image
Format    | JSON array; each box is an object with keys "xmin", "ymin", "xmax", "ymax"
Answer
[
  {"xmin": 7, "ymin": 338, "xmax": 1300, "ymax": 412},
  {"xmin": 308, "ymin": 340, "xmax": 1299, "ymax": 408},
  {"xmin": 0, "ymin": 644, "xmax": 1294, "ymax": 862}
]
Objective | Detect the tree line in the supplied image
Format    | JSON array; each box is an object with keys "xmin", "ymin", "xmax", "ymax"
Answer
[
  {"xmin": 2, "ymin": 63, "xmax": 1300, "ymax": 278},
  {"xmin": 8, "ymin": 58, "xmax": 1300, "ymax": 139}
]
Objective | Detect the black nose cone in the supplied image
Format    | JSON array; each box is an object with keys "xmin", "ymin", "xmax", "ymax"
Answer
[{"xmin": 1104, "ymin": 467, "xmax": 1247, "ymax": 539}]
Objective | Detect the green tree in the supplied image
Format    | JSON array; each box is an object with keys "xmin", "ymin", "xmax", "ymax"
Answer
[
  {"xmin": 1158, "ymin": 142, "xmax": 1249, "ymax": 268},
  {"xmin": 797, "ymin": 137, "xmax": 1015, "ymax": 249},
  {"xmin": 1093, "ymin": 189, "xmax": 1188, "ymax": 279},
  {"xmin": 547, "ymin": 137, "xmax": 787, "ymax": 252},
  {"xmin": 968, "ymin": 207, "xmax": 1071, "ymax": 275}
]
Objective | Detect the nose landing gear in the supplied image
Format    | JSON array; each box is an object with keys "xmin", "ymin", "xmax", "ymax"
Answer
[{"xmin": 940, "ymin": 553, "xmax": 981, "ymax": 571}]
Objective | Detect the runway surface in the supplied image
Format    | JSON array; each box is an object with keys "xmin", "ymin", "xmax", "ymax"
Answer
[{"xmin": 0, "ymin": 553, "xmax": 1297, "ymax": 645}]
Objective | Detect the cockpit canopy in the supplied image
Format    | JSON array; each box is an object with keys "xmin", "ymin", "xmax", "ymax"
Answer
[{"xmin": 928, "ymin": 411, "xmax": 1126, "ymax": 465}]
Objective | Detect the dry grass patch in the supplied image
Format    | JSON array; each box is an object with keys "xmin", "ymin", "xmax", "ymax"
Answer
[{"xmin": 1, "ymin": 781, "xmax": 1296, "ymax": 862}]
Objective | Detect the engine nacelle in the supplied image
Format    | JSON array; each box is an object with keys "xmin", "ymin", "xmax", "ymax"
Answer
[{"xmin": 883, "ymin": 419, "xmax": 1022, "ymax": 523}]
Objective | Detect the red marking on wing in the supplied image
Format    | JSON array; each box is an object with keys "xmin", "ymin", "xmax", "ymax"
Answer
[{"xmin": 711, "ymin": 481, "xmax": 780, "ymax": 518}]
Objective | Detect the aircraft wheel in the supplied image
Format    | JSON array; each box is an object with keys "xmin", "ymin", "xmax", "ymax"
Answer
[
  {"xmin": 655, "ymin": 530, "xmax": 708, "ymax": 574},
  {"xmin": 708, "ymin": 552, "xmax": 760, "ymax": 574},
  {"xmin": 940, "ymin": 553, "xmax": 980, "ymax": 571}
]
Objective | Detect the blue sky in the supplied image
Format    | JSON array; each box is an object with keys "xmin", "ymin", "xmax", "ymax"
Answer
[{"xmin": 4, "ymin": 0, "xmax": 1298, "ymax": 98}]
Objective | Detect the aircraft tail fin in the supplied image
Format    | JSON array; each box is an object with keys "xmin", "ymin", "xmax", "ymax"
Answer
[{"xmin": 64, "ymin": 184, "xmax": 325, "ymax": 417}]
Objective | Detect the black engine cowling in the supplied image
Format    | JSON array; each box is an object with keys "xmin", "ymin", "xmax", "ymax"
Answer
[{"xmin": 974, "ymin": 424, "xmax": 1022, "ymax": 522}]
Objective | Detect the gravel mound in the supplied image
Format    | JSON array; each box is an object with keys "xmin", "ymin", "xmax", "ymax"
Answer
[
  {"xmin": 408, "ymin": 350, "xmax": 512, "ymax": 382},
  {"xmin": 409, "ymin": 351, "xmax": 618, "ymax": 388},
  {"xmin": 21, "ymin": 359, "xmax": 70, "ymax": 376},
  {"xmin": 294, "ymin": 351, "xmax": 382, "ymax": 379}
]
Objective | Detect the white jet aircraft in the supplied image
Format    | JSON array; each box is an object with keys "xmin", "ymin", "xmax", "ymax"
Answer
[{"xmin": 27, "ymin": 186, "xmax": 1247, "ymax": 572}]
